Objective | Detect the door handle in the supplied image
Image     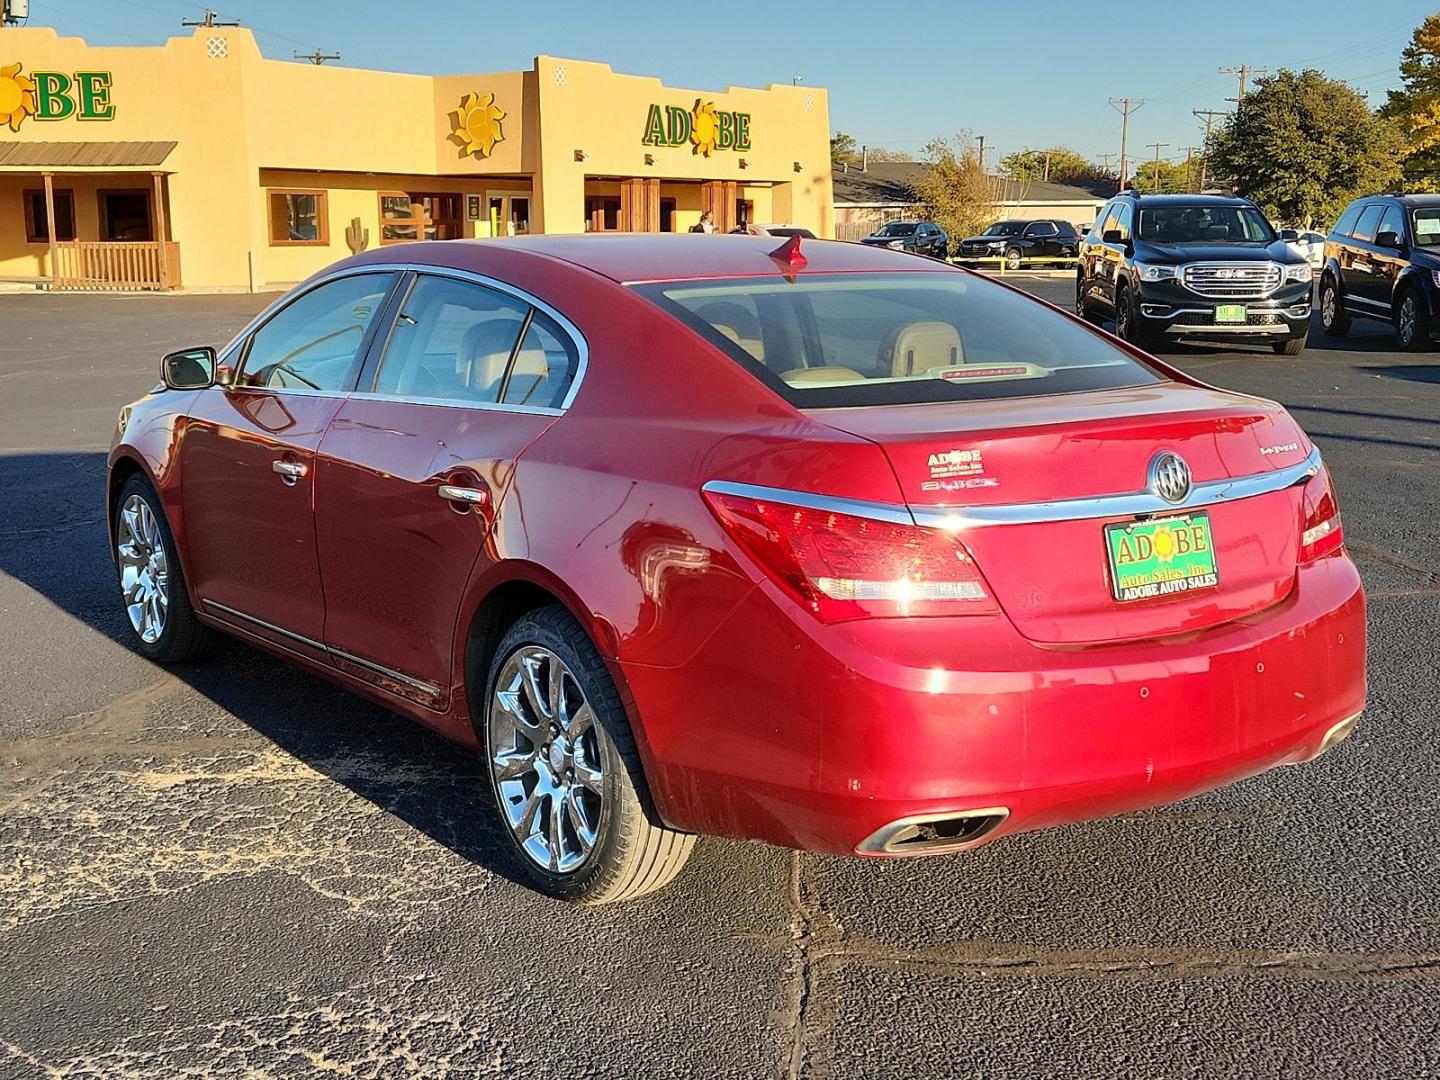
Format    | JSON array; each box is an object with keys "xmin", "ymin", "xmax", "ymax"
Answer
[
  {"xmin": 272, "ymin": 459, "xmax": 308, "ymax": 485},
  {"xmin": 438, "ymin": 483, "xmax": 488, "ymax": 507}
]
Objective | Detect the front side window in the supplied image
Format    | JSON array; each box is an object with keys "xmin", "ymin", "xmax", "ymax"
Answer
[
  {"xmin": 636, "ymin": 272, "xmax": 1163, "ymax": 409},
  {"xmin": 982, "ymin": 221, "xmax": 1025, "ymax": 237},
  {"xmin": 1110, "ymin": 202, "xmax": 1134, "ymax": 240},
  {"xmin": 1377, "ymin": 203, "xmax": 1406, "ymax": 242},
  {"xmin": 238, "ymin": 273, "xmax": 396, "ymax": 391},
  {"xmin": 373, "ymin": 275, "xmax": 530, "ymax": 402},
  {"xmin": 875, "ymin": 223, "xmax": 917, "ymax": 236},
  {"xmin": 24, "ymin": 189, "xmax": 76, "ymax": 242},
  {"xmin": 268, "ymin": 190, "xmax": 328, "ymax": 245},
  {"xmin": 1136, "ymin": 204, "xmax": 1273, "ymax": 243}
]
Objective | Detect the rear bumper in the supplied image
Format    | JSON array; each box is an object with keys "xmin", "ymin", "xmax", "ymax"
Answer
[{"xmin": 623, "ymin": 552, "xmax": 1366, "ymax": 856}]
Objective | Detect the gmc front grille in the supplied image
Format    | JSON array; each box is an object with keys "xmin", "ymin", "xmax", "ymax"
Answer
[{"xmin": 1181, "ymin": 262, "xmax": 1283, "ymax": 299}]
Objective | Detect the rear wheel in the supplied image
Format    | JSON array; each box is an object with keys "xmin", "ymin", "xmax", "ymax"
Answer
[
  {"xmin": 483, "ymin": 606, "xmax": 695, "ymax": 903},
  {"xmin": 112, "ymin": 474, "xmax": 216, "ymax": 663},
  {"xmin": 1272, "ymin": 337, "xmax": 1306, "ymax": 356},
  {"xmin": 1320, "ymin": 276, "xmax": 1350, "ymax": 336},
  {"xmin": 1395, "ymin": 288, "xmax": 1432, "ymax": 351},
  {"xmin": 1075, "ymin": 275, "xmax": 1102, "ymax": 324}
]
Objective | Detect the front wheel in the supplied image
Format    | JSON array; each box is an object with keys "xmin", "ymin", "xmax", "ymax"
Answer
[
  {"xmin": 1272, "ymin": 337, "xmax": 1307, "ymax": 356},
  {"xmin": 1395, "ymin": 289, "xmax": 1432, "ymax": 351},
  {"xmin": 1114, "ymin": 283, "xmax": 1155, "ymax": 349},
  {"xmin": 1004, "ymin": 247, "xmax": 1023, "ymax": 271},
  {"xmin": 112, "ymin": 474, "xmax": 216, "ymax": 663},
  {"xmin": 483, "ymin": 606, "xmax": 695, "ymax": 903}
]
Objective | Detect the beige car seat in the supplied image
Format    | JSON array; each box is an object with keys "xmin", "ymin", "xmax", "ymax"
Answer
[
  {"xmin": 456, "ymin": 318, "xmax": 525, "ymax": 398},
  {"xmin": 693, "ymin": 301, "xmax": 765, "ymax": 361},
  {"xmin": 881, "ymin": 320, "xmax": 964, "ymax": 377}
]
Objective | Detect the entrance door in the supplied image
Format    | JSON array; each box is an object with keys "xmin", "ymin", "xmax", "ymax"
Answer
[
  {"xmin": 180, "ymin": 271, "xmax": 399, "ymax": 650},
  {"xmin": 487, "ymin": 192, "xmax": 531, "ymax": 237}
]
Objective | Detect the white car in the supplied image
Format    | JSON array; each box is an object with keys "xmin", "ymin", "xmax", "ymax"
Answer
[{"xmin": 1282, "ymin": 229, "xmax": 1325, "ymax": 269}]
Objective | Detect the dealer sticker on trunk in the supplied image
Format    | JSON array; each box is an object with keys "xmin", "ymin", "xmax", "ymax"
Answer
[{"xmin": 1104, "ymin": 512, "xmax": 1219, "ymax": 602}]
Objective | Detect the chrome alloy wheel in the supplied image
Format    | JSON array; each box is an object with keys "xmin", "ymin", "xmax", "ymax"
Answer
[
  {"xmin": 1321, "ymin": 285, "xmax": 1337, "ymax": 327},
  {"xmin": 1399, "ymin": 295, "xmax": 1418, "ymax": 345},
  {"xmin": 488, "ymin": 646, "xmax": 605, "ymax": 873},
  {"xmin": 116, "ymin": 494, "xmax": 169, "ymax": 644}
]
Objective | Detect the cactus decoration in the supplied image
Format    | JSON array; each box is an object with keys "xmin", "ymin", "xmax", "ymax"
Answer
[{"xmin": 345, "ymin": 217, "xmax": 370, "ymax": 253}]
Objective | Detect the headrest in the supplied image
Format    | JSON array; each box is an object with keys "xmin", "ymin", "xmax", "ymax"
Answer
[
  {"xmin": 457, "ymin": 318, "xmax": 524, "ymax": 391},
  {"xmin": 881, "ymin": 321, "xmax": 963, "ymax": 377}
]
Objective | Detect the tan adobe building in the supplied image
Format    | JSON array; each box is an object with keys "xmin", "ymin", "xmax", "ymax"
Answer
[{"xmin": 0, "ymin": 25, "xmax": 834, "ymax": 291}]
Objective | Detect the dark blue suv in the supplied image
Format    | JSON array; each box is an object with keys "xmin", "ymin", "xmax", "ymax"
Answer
[{"xmin": 1319, "ymin": 194, "xmax": 1440, "ymax": 350}]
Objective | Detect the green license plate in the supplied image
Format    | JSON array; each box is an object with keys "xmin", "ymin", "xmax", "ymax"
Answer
[
  {"xmin": 1214, "ymin": 304, "xmax": 1247, "ymax": 323},
  {"xmin": 1104, "ymin": 513, "xmax": 1220, "ymax": 602}
]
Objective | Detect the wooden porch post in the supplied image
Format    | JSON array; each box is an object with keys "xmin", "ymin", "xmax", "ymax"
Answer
[
  {"xmin": 151, "ymin": 171, "xmax": 169, "ymax": 289},
  {"xmin": 42, "ymin": 172, "xmax": 59, "ymax": 289}
]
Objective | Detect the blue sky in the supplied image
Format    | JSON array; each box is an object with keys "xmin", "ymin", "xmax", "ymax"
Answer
[{"xmin": 16, "ymin": 0, "xmax": 1437, "ymax": 168}]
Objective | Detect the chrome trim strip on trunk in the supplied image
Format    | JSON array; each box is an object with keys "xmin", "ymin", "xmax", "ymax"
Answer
[
  {"xmin": 704, "ymin": 446, "xmax": 1322, "ymax": 530},
  {"xmin": 203, "ymin": 600, "xmax": 444, "ymax": 699}
]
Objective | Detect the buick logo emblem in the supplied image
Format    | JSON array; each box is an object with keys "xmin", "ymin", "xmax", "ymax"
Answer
[{"xmin": 1148, "ymin": 452, "xmax": 1192, "ymax": 504}]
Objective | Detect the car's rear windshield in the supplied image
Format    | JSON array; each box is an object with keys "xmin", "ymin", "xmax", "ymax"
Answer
[
  {"xmin": 875, "ymin": 223, "xmax": 917, "ymax": 236},
  {"xmin": 1137, "ymin": 204, "xmax": 1274, "ymax": 243},
  {"xmin": 633, "ymin": 272, "xmax": 1164, "ymax": 408}
]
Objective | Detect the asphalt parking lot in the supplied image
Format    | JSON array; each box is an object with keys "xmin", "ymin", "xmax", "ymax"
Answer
[{"xmin": 1, "ymin": 276, "xmax": 1437, "ymax": 1078}]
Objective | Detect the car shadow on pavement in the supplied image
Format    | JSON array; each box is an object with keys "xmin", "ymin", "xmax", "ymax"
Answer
[
  {"xmin": 1359, "ymin": 364, "xmax": 1440, "ymax": 385},
  {"xmin": 0, "ymin": 450, "xmax": 538, "ymax": 893}
]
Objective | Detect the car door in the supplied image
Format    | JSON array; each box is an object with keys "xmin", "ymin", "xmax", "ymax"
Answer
[
  {"xmin": 1368, "ymin": 202, "xmax": 1409, "ymax": 314},
  {"xmin": 1343, "ymin": 202, "xmax": 1385, "ymax": 318},
  {"xmin": 1028, "ymin": 220, "xmax": 1061, "ymax": 257},
  {"xmin": 313, "ymin": 269, "xmax": 582, "ymax": 709},
  {"xmin": 1093, "ymin": 201, "xmax": 1132, "ymax": 311},
  {"xmin": 180, "ymin": 270, "xmax": 400, "ymax": 652},
  {"xmin": 1079, "ymin": 200, "xmax": 1114, "ymax": 308}
]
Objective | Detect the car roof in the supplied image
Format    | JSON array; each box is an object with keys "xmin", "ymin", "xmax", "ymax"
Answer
[
  {"xmin": 1391, "ymin": 193, "xmax": 1440, "ymax": 207},
  {"xmin": 1121, "ymin": 193, "xmax": 1254, "ymax": 207},
  {"xmin": 356, "ymin": 234, "xmax": 952, "ymax": 285}
]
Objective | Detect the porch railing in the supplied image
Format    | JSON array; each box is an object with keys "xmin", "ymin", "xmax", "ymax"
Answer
[{"xmin": 52, "ymin": 241, "xmax": 182, "ymax": 292}]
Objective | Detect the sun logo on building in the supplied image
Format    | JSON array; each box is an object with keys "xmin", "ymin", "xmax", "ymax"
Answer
[
  {"xmin": 689, "ymin": 98, "xmax": 720, "ymax": 157},
  {"xmin": 0, "ymin": 62, "xmax": 38, "ymax": 133},
  {"xmin": 449, "ymin": 91, "xmax": 506, "ymax": 159}
]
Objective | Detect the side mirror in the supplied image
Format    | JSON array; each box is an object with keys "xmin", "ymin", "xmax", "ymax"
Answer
[
  {"xmin": 1278, "ymin": 229, "xmax": 1299, "ymax": 242},
  {"xmin": 161, "ymin": 346, "xmax": 217, "ymax": 390},
  {"xmin": 1102, "ymin": 229, "xmax": 1123, "ymax": 244},
  {"xmin": 1374, "ymin": 230, "xmax": 1403, "ymax": 250}
]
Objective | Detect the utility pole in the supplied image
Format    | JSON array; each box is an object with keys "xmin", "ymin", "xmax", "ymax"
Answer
[
  {"xmin": 182, "ymin": 9, "xmax": 240, "ymax": 28},
  {"xmin": 1181, "ymin": 146, "xmax": 1201, "ymax": 193},
  {"xmin": 1042, "ymin": 150, "xmax": 1052, "ymax": 182},
  {"xmin": 1146, "ymin": 142, "xmax": 1169, "ymax": 193},
  {"xmin": 1109, "ymin": 99, "xmax": 1143, "ymax": 190},
  {"xmin": 294, "ymin": 50, "xmax": 341, "ymax": 65},
  {"xmin": 1219, "ymin": 65, "xmax": 1266, "ymax": 105},
  {"xmin": 1192, "ymin": 108, "xmax": 1227, "ymax": 190},
  {"xmin": 1098, "ymin": 152, "xmax": 1116, "ymax": 177},
  {"xmin": 976, "ymin": 134, "xmax": 986, "ymax": 172},
  {"xmin": 2, "ymin": 0, "xmax": 30, "ymax": 27}
]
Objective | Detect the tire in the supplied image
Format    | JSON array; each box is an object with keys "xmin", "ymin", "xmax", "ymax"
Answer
[
  {"xmin": 1272, "ymin": 337, "xmax": 1306, "ymax": 356},
  {"xmin": 1319, "ymin": 276, "xmax": 1350, "ymax": 336},
  {"xmin": 482, "ymin": 605, "xmax": 695, "ymax": 903},
  {"xmin": 112, "ymin": 473, "xmax": 216, "ymax": 663},
  {"xmin": 1004, "ymin": 247, "xmax": 1023, "ymax": 271},
  {"xmin": 1395, "ymin": 288, "xmax": 1432, "ymax": 352},
  {"xmin": 1114, "ymin": 283, "xmax": 1155, "ymax": 350},
  {"xmin": 1075, "ymin": 275, "xmax": 1103, "ymax": 324}
]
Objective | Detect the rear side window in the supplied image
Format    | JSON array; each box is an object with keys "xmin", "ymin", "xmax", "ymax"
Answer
[
  {"xmin": 635, "ymin": 272, "xmax": 1163, "ymax": 409},
  {"xmin": 373, "ymin": 275, "xmax": 530, "ymax": 403},
  {"xmin": 501, "ymin": 311, "xmax": 579, "ymax": 409},
  {"xmin": 1332, "ymin": 202, "xmax": 1364, "ymax": 238},
  {"xmin": 1352, "ymin": 204, "xmax": 1383, "ymax": 243}
]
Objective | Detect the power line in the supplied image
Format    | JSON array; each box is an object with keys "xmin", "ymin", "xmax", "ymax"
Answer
[{"xmin": 1108, "ymin": 98, "xmax": 1144, "ymax": 189}]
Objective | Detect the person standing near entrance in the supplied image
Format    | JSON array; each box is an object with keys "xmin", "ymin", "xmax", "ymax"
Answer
[{"xmin": 691, "ymin": 210, "xmax": 717, "ymax": 234}]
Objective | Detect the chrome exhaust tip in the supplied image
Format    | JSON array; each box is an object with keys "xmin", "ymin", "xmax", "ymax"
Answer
[{"xmin": 857, "ymin": 807, "xmax": 1010, "ymax": 856}]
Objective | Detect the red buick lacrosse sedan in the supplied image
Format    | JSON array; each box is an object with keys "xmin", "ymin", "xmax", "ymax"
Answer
[{"xmin": 108, "ymin": 235, "xmax": 1365, "ymax": 902}]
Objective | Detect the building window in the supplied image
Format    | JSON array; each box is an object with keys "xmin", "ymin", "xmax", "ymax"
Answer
[
  {"xmin": 379, "ymin": 192, "xmax": 462, "ymax": 244},
  {"xmin": 24, "ymin": 189, "xmax": 77, "ymax": 242},
  {"xmin": 98, "ymin": 190, "xmax": 154, "ymax": 241},
  {"xmin": 268, "ymin": 189, "xmax": 329, "ymax": 246}
]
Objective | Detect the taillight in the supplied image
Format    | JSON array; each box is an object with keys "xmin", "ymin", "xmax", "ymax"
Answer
[
  {"xmin": 703, "ymin": 489, "xmax": 998, "ymax": 622},
  {"xmin": 1299, "ymin": 466, "xmax": 1344, "ymax": 562}
]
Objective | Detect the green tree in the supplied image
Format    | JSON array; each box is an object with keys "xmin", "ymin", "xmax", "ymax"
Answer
[
  {"xmin": 831, "ymin": 131, "xmax": 858, "ymax": 166},
  {"xmin": 999, "ymin": 146, "xmax": 1106, "ymax": 183},
  {"xmin": 1133, "ymin": 158, "xmax": 1192, "ymax": 194},
  {"xmin": 913, "ymin": 134, "xmax": 997, "ymax": 246},
  {"xmin": 1209, "ymin": 69, "xmax": 1404, "ymax": 228},
  {"xmin": 1380, "ymin": 13, "xmax": 1440, "ymax": 189}
]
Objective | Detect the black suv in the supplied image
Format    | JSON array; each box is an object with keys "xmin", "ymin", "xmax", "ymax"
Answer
[
  {"xmin": 956, "ymin": 219, "xmax": 1081, "ymax": 269},
  {"xmin": 1318, "ymin": 193, "xmax": 1440, "ymax": 350},
  {"xmin": 1076, "ymin": 193, "xmax": 1313, "ymax": 355},
  {"xmin": 858, "ymin": 220, "xmax": 949, "ymax": 259}
]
